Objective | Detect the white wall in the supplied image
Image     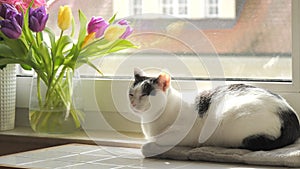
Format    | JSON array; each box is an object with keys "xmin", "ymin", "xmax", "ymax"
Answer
[
  {"xmin": 113, "ymin": 0, "xmax": 130, "ymax": 18},
  {"xmin": 189, "ymin": 0, "xmax": 205, "ymax": 19},
  {"xmin": 142, "ymin": 0, "xmax": 160, "ymax": 14},
  {"xmin": 219, "ymin": 0, "xmax": 236, "ymax": 19}
]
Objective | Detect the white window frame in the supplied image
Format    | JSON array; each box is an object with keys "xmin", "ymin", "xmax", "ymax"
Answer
[
  {"xmin": 16, "ymin": 0, "xmax": 300, "ymax": 132},
  {"xmin": 205, "ymin": 0, "xmax": 220, "ymax": 18}
]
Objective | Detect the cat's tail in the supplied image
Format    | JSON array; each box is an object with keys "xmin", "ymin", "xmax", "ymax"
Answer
[{"xmin": 242, "ymin": 108, "xmax": 300, "ymax": 151}]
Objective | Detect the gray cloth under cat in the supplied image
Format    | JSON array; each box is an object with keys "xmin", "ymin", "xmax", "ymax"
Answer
[{"xmin": 142, "ymin": 139, "xmax": 300, "ymax": 168}]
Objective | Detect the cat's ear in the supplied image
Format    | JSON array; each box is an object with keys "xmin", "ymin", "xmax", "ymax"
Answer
[
  {"xmin": 157, "ymin": 72, "xmax": 170, "ymax": 92},
  {"xmin": 134, "ymin": 67, "xmax": 145, "ymax": 79}
]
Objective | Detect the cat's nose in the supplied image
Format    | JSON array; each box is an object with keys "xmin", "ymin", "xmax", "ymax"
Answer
[{"xmin": 131, "ymin": 101, "xmax": 136, "ymax": 107}]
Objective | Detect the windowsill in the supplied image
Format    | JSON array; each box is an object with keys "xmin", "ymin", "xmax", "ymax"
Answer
[
  {"xmin": 0, "ymin": 126, "xmax": 145, "ymax": 156},
  {"xmin": 0, "ymin": 126, "xmax": 145, "ymax": 148}
]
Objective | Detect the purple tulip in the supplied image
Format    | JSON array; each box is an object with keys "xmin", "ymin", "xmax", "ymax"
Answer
[
  {"xmin": 29, "ymin": 6, "xmax": 48, "ymax": 32},
  {"xmin": 87, "ymin": 16, "xmax": 109, "ymax": 38},
  {"xmin": 0, "ymin": 4, "xmax": 18, "ymax": 19},
  {"xmin": 117, "ymin": 19, "xmax": 133, "ymax": 39},
  {"xmin": 0, "ymin": 16, "xmax": 23, "ymax": 39},
  {"xmin": 0, "ymin": 5, "xmax": 23, "ymax": 39}
]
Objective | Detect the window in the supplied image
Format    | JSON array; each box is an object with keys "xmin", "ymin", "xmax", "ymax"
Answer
[
  {"xmin": 178, "ymin": 0, "xmax": 188, "ymax": 15},
  {"xmin": 161, "ymin": 0, "xmax": 188, "ymax": 17},
  {"xmin": 131, "ymin": 0, "xmax": 142, "ymax": 15},
  {"xmin": 162, "ymin": 0, "xmax": 174, "ymax": 15},
  {"xmin": 82, "ymin": 0, "xmax": 292, "ymax": 82},
  {"xmin": 16, "ymin": 0, "xmax": 300, "ymax": 133},
  {"xmin": 206, "ymin": 0, "xmax": 219, "ymax": 18}
]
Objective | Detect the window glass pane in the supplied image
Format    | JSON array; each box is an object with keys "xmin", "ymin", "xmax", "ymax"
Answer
[
  {"xmin": 178, "ymin": 7, "xmax": 187, "ymax": 15},
  {"xmin": 135, "ymin": 0, "xmax": 141, "ymax": 5},
  {"xmin": 23, "ymin": 0, "xmax": 291, "ymax": 82},
  {"xmin": 206, "ymin": 0, "xmax": 219, "ymax": 17}
]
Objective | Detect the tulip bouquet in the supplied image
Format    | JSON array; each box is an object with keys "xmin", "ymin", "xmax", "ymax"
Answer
[{"xmin": 0, "ymin": 0, "xmax": 136, "ymax": 133}]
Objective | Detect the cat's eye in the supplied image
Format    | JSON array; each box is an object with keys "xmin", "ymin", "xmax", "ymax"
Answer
[
  {"xmin": 129, "ymin": 94, "xmax": 133, "ymax": 97},
  {"xmin": 141, "ymin": 94, "xmax": 148, "ymax": 97}
]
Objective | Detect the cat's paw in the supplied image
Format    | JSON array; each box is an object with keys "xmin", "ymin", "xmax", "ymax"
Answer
[
  {"xmin": 142, "ymin": 142, "xmax": 163, "ymax": 157},
  {"xmin": 142, "ymin": 141, "xmax": 177, "ymax": 157}
]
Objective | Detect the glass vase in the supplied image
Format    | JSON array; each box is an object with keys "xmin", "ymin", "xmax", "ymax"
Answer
[{"xmin": 29, "ymin": 68, "xmax": 84, "ymax": 134}]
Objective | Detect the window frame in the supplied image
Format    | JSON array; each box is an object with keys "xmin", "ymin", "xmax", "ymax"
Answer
[
  {"xmin": 15, "ymin": 0, "xmax": 300, "ymax": 132},
  {"xmin": 247, "ymin": 0, "xmax": 300, "ymax": 93},
  {"xmin": 205, "ymin": 0, "xmax": 220, "ymax": 18}
]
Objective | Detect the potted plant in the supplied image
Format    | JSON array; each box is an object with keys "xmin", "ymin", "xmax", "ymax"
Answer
[{"xmin": 0, "ymin": 0, "xmax": 136, "ymax": 133}]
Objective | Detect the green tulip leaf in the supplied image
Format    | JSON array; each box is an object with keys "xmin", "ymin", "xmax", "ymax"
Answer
[
  {"xmin": 57, "ymin": 35, "xmax": 73, "ymax": 54},
  {"xmin": 0, "ymin": 44, "xmax": 16, "ymax": 58},
  {"xmin": 21, "ymin": 64, "xmax": 32, "ymax": 70},
  {"xmin": 44, "ymin": 27, "xmax": 57, "ymax": 53},
  {"xmin": 54, "ymin": 55, "xmax": 64, "ymax": 70},
  {"xmin": 77, "ymin": 10, "xmax": 87, "ymax": 48},
  {"xmin": 106, "ymin": 39, "xmax": 137, "ymax": 53},
  {"xmin": 108, "ymin": 13, "xmax": 117, "ymax": 24},
  {"xmin": 86, "ymin": 60, "xmax": 103, "ymax": 75}
]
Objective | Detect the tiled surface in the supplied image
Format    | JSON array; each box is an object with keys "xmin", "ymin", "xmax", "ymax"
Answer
[{"xmin": 0, "ymin": 144, "xmax": 289, "ymax": 169}]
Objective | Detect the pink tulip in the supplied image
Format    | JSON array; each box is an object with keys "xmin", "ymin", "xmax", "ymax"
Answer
[
  {"xmin": 117, "ymin": 19, "xmax": 133, "ymax": 39},
  {"xmin": 0, "ymin": 0, "xmax": 46, "ymax": 11},
  {"xmin": 87, "ymin": 16, "xmax": 109, "ymax": 38}
]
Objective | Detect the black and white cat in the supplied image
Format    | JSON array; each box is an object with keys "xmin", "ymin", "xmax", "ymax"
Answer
[{"xmin": 129, "ymin": 68, "xmax": 300, "ymax": 152}]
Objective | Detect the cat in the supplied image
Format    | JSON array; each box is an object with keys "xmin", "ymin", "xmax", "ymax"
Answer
[{"xmin": 129, "ymin": 68, "xmax": 300, "ymax": 153}]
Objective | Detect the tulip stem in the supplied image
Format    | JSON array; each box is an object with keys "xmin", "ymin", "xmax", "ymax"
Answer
[
  {"xmin": 36, "ymin": 32, "xmax": 42, "ymax": 46},
  {"xmin": 37, "ymin": 74, "xmax": 42, "ymax": 108},
  {"xmin": 51, "ymin": 30, "xmax": 64, "ymax": 81}
]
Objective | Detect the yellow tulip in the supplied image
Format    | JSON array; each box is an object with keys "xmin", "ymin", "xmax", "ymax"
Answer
[
  {"xmin": 104, "ymin": 25, "xmax": 126, "ymax": 41},
  {"xmin": 58, "ymin": 5, "xmax": 73, "ymax": 31}
]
